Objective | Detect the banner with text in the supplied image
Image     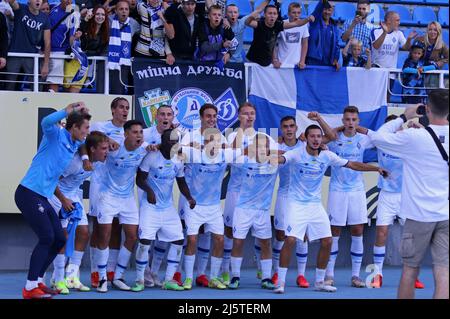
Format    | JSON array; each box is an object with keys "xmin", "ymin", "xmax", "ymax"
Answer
[{"xmin": 133, "ymin": 58, "xmax": 246, "ymax": 133}]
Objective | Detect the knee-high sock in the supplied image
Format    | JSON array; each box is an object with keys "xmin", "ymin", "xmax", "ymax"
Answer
[
  {"xmin": 66, "ymin": 250, "xmax": 84, "ymax": 278},
  {"xmin": 278, "ymin": 267, "xmax": 287, "ymax": 286},
  {"xmin": 177, "ymin": 236, "xmax": 187, "ymax": 273},
  {"xmin": 114, "ymin": 246, "xmax": 132, "ymax": 280},
  {"xmin": 326, "ymin": 236, "xmax": 339, "ymax": 278},
  {"xmin": 231, "ymin": 256, "xmax": 243, "ymax": 278},
  {"xmin": 97, "ymin": 248, "xmax": 109, "ymax": 280},
  {"xmin": 53, "ymin": 254, "xmax": 66, "ymax": 282},
  {"xmin": 351, "ymin": 236, "xmax": 364, "ymax": 278},
  {"xmin": 373, "ymin": 245, "xmax": 386, "ymax": 275},
  {"xmin": 184, "ymin": 254, "xmax": 195, "ymax": 280},
  {"xmin": 210, "ymin": 256, "xmax": 222, "ymax": 279},
  {"xmin": 272, "ymin": 239, "xmax": 284, "ymax": 273},
  {"xmin": 221, "ymin": 236, "xmax": 233, "ymax": 274},
  {"xmin": 196, "ymin": 232, "xmax": 211, "ymax": 276},
  {"xmin": 165, "ymin": 244, "xmax": 183, "ymax": 281},
  {"xmin": 261, "ymin": 259, "xmax": 272, "ymax": 280},
  {"xmin": 135, "ymin": 243, "xmax": 150, "ymax": 282},
  {"xmin": 107, "ymin": 249, "xmax": 119, "ymax": 273},
  {"xmin": 296, "ymin": 239, "xmax": 308, "ymax": 276},
  {"xmin": 151, "ymin": 240, "xmax": 168, "ymax": 274}
]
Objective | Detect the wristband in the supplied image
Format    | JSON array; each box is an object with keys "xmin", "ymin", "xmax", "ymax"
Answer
[
  {"xmin": 81, "ymin": 154, "xmax": 89, "ymax": 161},
  {"xmin": 400, "ymin": 114, "xmax": 407, "ymax": 123}
]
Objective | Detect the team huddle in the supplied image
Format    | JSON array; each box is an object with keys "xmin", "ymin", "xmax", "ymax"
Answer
[{"xmin": 17, "ymin": 97, "xmax": 425, "ymax": 299}]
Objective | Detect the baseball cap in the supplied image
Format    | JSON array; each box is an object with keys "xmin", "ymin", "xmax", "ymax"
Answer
[
  {"xmin": 182, "ymin": 0, "xmax": 197, "ymax": 3},
  {"xmin": 411, "ymin": 40, "xmax": 425, "ymax": 51}
]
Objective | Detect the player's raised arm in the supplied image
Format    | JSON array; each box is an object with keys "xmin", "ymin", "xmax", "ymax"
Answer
[{"xmin": 345, "ymin": 161, "xmax": 389, "ymax": 178}]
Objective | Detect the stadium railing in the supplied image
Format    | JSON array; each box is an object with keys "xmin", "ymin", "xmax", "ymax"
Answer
[{"xmin": 3, "ymin": 52, "xmax": 109, "ymax": 93}]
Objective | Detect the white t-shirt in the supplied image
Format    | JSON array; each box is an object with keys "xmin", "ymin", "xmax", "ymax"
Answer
[
  {"xmin": 370, "ymin": 28, "xmax": 406, "ymax": 69},
  {"xmin": 277, "ymin": 20, "xmax": 309, "ymax": 66},
  {"xmin": 368, "ymin": 118, "xmax": 449, "ymax": 222}
]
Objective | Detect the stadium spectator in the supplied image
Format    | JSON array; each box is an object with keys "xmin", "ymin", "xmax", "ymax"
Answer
[
  {"xmin": 365, "ymin": 89, "xmax": 449, "ymax": 299},
  {"xmin": 401, "ymin": 41, "xmax": 435, "ymax": 104},
  {"xmin": 246, "ymin": 4, "xmax": 314, "ymax": 67},
  {"xmin": 196, "ymin": 4, "xmax": 235, "ymax": 67},
  {"xmin": 107, "ymin": 0, "xmax": 139, "ymax": 94},
  {"xmin": 0, "ymin": 12, "xmax": 7, "ymax": 70},
  {"xmin": 342, "ymin": 38, "xmax": 371, "ymax": 69},
  {"xmin": 306, "ymin": 0, "xmax": 340, "ymax": 70},
  {"xmin": 5, "ymin": 0, "xmax": 50, "ymax": 91},
  {"xmin": 273, "ymin": 1, "xmax": 309, "ymax": 68},
  {"xmin": 134, "ymin": 0, "xmax": 174, "ymax": 65},
  {"xmin": 164, "ymin": 0, "xmax": 202, "ymax": 62},
  {"xmin": 47, "ymin": 0, "xmax": 81, "ymax": 93},
  {"xmin": 417, "ymin": 21, "xmax": 449, "ymax": 89},
  {"xmin": 0, "ymin": 0, "xmax": 14, "ymax": 41},
  {"xmin": 341, "ymin": 0, "xmax": 373, "ymax": 59},
  {"xmin": 128, "ymin": 0, "xmax": 140, "ymax": 23},
  {"xmin": 371, "ymin": 11, "xmax": 417, "ymax": 69},
  {"xmin": 64, "ymin": 5, "xmax": 109, "ymax": 93},
  {"xmin": 40, "ymin": 0, "xmax": 50, "ymax": 15},
  {"xmin": 226, "ymin": 1, "xmax": 268, "ymax": 63}
]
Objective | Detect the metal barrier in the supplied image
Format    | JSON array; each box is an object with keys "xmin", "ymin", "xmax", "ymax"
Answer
[
  {"xmin": 2, "ymin": 53, "xmax": 448, "ymax": 99},
  {"xmin": 3, "ymin": 52, "xmax": 109, "ymax": 93}
]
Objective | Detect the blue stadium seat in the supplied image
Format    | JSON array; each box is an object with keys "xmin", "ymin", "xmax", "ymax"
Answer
[
  {"xmin": 402, "ymin": 28, "xmax": 423, "ymax": 39},
  {"xmin": 412, "ymin": 7, "xmax": 437, "ymax": 26},
  {"xmin": 280, "ymin": 1, "xmax": 307, "ymax": 19},
  {"xmin": 400, "ymin": 0, "xmax": 426, "ymax": 3},
  {"xmin": 388, "ymin": 5, "xmax": 414, "ymax": 26},
  {"xmin": 333, "ymin": 2, "xmax": 356, "ymax": 23},
  {"xmin": 243, "ymin": 26, "xmax": 254, "ymax": 44},
  {"xmin": 438, "ymin": 7, "xmax": 449, "ymax": 27},
  {"xmin": 425, "ymin": 0, "xmax": 450, "ymax": 5},
  {"xmin": 307, "ymin": 1, "xmax": 318, "ymax": 16},
  {"xmin": 228, "ymin": 0, "xmax": 252, "ymax": 16},
  {"xmin": 442, "ymin": 29, "xmax": 449, "ymax": 46},
  {"xmin": 397, "ymin": 51, "xmax": 409, "ymax": 69},
  {"xmin": 390, "ymin": 80, "xmax": 404, "ymax": 103},
  {"xmin": 367, "ymin": 4, "xmax": 385, "ymax": 24}
]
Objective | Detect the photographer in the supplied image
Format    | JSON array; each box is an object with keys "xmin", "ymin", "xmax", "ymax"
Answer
[
  {"xmin": 341, "ymin": 0, "xmax": 373, "ymax": 59},
  {"xmin": 364, "ymin": 89, "xmax": 449, "ymax": 299}
]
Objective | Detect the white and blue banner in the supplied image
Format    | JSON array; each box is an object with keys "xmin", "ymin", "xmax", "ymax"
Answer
[{"xmin": 249, "ymin": 65, "xmax": 389, "ymax": 162}]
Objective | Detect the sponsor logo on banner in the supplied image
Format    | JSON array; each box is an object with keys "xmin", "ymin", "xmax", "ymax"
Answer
[
  {"xmin": 138, "ymin": 88, "xmax": 172, "ymax": 127},
  {"xmin": 171, "ymin": 87, "xmax": 213, "ymax": 132},
  {"xmin": 215, "ymin": 87, "xmax": 239, "ymax": 132}
]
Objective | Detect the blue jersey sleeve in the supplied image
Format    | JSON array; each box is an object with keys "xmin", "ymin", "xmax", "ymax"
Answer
[{"xmin": 41, "ymin": 109, "xmax": 67, "ymax": 137}]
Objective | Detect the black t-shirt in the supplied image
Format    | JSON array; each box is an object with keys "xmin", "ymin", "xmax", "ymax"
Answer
[
  {"xmin": 165, "ymin": 3, "xmax": 202, "ymax": 60},
  {"xmin": 246, "ymin": 19, "xmax": 284, "ymax": 67}
]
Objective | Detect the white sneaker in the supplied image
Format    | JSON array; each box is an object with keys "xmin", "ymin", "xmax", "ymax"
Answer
[
  {"xmin": 97, "ymin": 279, "xmax": 108, "ymax": 293},
  {"xmin": 144, "ymin": 267, "xmax": 155, "ymax": 287},
  {"xmin": 112, "ymin": 278, "xmax": 131, "ymax": 291},
  {"xmin": 66, "ymin": 277, "xmax": 90, "ymax": 292},
  {"xmin": 273, "ymin": 283, "xmax": 285, "ymax": 294},
  {"xmin": 324, "ymin": 276, "xmax": 335, "ymax": 286},
  {"xmin": 314, "ymin": 281, "xmax": 337, "ymax": 292},
  {"xmin": 150, "ymin": 272, "xmax": 163, "ymax": 287}
]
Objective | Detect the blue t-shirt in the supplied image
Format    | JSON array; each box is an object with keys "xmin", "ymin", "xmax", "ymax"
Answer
[
  {"xmin": 277, "ymin": 140, "xmax": 302, "ymax": 196},
  {"xmin": 9, "ymin": 3, "xmax": 50, "ymax": 53},
  {"xmin": 321, "ymin": 22, "xmax": 333, "ymax": 64},
  {"xmin": 49, "ymin": 5, "xmax": 77, "ymax": 52},
  {"xmin": 283, "ymin": 143, "xmax": 348, "ymax": 203},
  {"xmin": 21, "ymin": 110, "xmax": 83, "ymax": 198},
  {"xmin": 377, "ymin": 149, "xmax": 403, "ymax": 193},
  {"xmin": 139, "ymin": 151, "xmax": 184, "ymax": 209},
  {"xmin": 328, "ymin": 132, "xmax": 373, "ymax": 192},
  {"xmin": 236, "ymin": 158, "xmax": 278, "ymax": 211},
  {"xmin": 102, "ymin": 143, "xmax": 148, "ymax": 198},
  {"xmin": 230, "ymin": 15, "xmax": 250, "ymax": 63}
]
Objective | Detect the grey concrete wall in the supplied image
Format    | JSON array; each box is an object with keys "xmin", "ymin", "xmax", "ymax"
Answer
[{"xmin": 0, "ymin": 214, "xmax": 431, "ymax": 270}]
